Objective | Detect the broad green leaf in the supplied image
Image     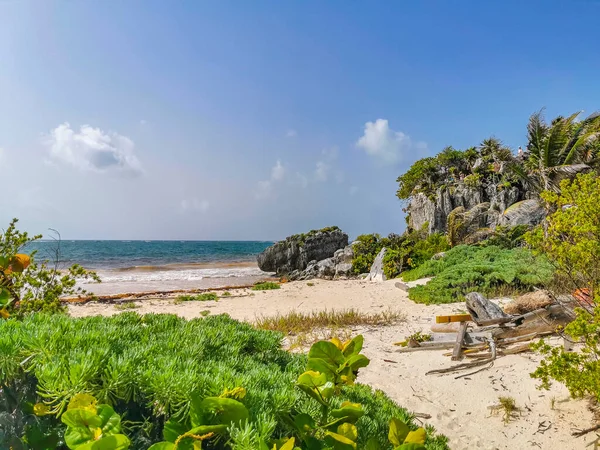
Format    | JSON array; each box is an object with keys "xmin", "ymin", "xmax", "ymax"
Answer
[
  {"xmin": 342, "ymin": 335, "xmax": 364, "ymax": 357},
  {"xmin": 365, "ymin": 437, "xmax": 381, "ymax": 450},
  {"xmin": 293, "ymin": 413, "xmax": 316, "ymax": 432},
  {"xmin": 76, "ymin": 435, "xmax": 130, "ymax": 450},
  {"xmin": 404, "ymin": 428, "xmax": 426, "ymax": 444},
  {"xmin": 163, "ymin": 418, "xmax": 189, "ymax": 442},
  {"xmin": 324, "ymin": 431, "xmax": 356, "ymax": 450},
  {"xmin": 187, "ymin": 424, "xmax": 228, "ymax": 435},
  {"xmin": 388, "ymin": 418, "xmax": 410, "ymax": 447},
  {"xmin": 343, "ymin": 354, "xmax": 370, "ymax": 372},
  {"xmin": 394, "ymin": 444, "xmax": 426, "ymax": 450},
  {"xmin": 308, "ymin": 341, "xmax": 345, "ymax": 367},
  {"xmin": 337, "ymin": 423, "xmax": 357, "ymax": 442},
  {"xmin": 67, "ymin": 394, "xmax": 98, "ymax": 412},
  {"xmin": 330, "ymin": 337, "xmax": 344, "ymax": 350},
  {"xmin": 0, "ymin": 287, "xmax": 11, "ymax": 307},
  {"xmin": 64, "ymin": 425, "xmax": 95, "ymax": 449},
  {"xmin": 96, "ymin": 405, "xmax": 121, "ymax": 435},
  {"xmin": 148, "ymin": 444, "xmax": 176, "ymax": 450},
  {"xmin": 0, "ymin": 256, "xmax": 9, "ymax": 268},
  {"xmin": 61, "ymin": 409, "xmax": 101, "ymax": 430},
  {"xmin": 190, "ymin": 397, "xmax": 249, "ymax": 427},
  {"xmin": 33, "ymin": 403, "xmax": 51, "ymax": 417},
  {"xmin": 297, "ymin": 371, "xmax": 330, "ymax": 405},
  {"xmin": 330, "ymin": 402, "xmax": 364, "ymax": 421},
  {"xmin": 306, "ymin": 358, "xmax": 337, "ymax": 379},
  {"xmin": 297, "ymin": 371, "xmax": 328, "ymax": 388}
]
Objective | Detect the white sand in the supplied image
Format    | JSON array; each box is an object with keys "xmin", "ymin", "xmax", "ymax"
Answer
[{"xmin": 69, "ymin": 279, "xmax": 596, "ymax": 449}]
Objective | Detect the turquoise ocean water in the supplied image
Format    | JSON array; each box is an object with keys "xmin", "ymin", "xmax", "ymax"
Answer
[{"xmin": 24, "ymin": 241, "xmax": 273, "ymax": 292}]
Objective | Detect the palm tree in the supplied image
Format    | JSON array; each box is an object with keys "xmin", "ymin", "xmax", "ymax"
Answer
[{"xmin": 514, "ymin": 109, "xmax": 600, "ymax": 193}]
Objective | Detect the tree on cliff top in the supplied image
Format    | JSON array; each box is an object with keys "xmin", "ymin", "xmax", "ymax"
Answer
[{"xmin": 512, "ymin": 109, "xmax": 600, "ymax": 194}]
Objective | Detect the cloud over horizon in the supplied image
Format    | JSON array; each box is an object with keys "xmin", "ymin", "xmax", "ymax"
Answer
[
  {"xmin": 356, "ymin": 119, "xmax": 426, "ymax": 165},
  {"xmin": 45, "ymin": 123, "xmax": 143, "ymax": 174}
]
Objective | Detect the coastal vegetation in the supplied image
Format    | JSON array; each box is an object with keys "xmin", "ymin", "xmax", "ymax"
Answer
[
  {"xmin": 252, "ymin": 281, "xmax": 281, "ymax": 290},
  {"xmin": 528, "ymin": 173, "xmax": 600, "ymax": 401},
  {"xmin": 0, "ymin": 218, "xmax": 99, "ymax": 318},
  {"xmin": 175, "ymin": 292, "xmax": 219, "ymax": 302},
  {"xmin": 0, "ymin": 313, "xmax": 448, "ymax": 449},
  {"xmin": 401, "ymin": 245, "xmax": 553, "ymax": 304}
]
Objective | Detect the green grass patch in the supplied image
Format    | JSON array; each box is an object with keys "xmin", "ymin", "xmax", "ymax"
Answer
[
  {"xmin": 0, "ymin": 313, "xmax": 449, "ymax": 449},
  {"xmin": 252, "ymin": 281, "xmax": 281, "ymax": 291},
  {"xmin": 175, "ymin": 292, "xmax": 219, "ymax": 302},
  {"xmin": 401, "ymin": 245, "xmax": 553, "ymax": 304},
  {"xmin": 113, "ymin": 301, "xmax": 140, "ymax": 310}
]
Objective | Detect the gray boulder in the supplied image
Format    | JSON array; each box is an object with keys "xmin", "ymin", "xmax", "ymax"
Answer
[
  {"xmin": 289, "ymin": 242, "xmax": 356, "ymax": 280},
  {"xmin": 499, "ymin": 200, "xmax": 545, "ymax": 227},
  {"xmin": 366, "ymin": 248, "xmax": 387, "ymax": 282},
  {"xmin": 257, "ymin": 228, "xmax": 348, "ymax": 276}
]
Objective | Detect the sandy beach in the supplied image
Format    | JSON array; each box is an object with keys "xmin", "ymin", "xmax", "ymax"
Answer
[{"xmin": 69, "ymin": 279, "xmax": 596, "ymax": 450}]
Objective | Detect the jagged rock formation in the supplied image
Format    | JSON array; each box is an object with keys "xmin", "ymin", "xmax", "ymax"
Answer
[
  {"xmin": 257, "ymin": 227, "xmax": 349, "ymax": 276},
  {"xmin": 366, "ymin": 248, "xmax": 387, "ymax": 282},
  {"xmin": 408, "ymin": 184, "xmax": 527, "ymax": 235},
  {"xmin": 290, "ymin": 243, "xmax": 355, "ymax": 280}
]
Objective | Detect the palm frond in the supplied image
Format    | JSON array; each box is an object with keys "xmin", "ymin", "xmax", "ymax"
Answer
[
  {"xmin": 563, "ymin": 131, "xmax": 600, "ymax": 164},
  {"xmin": 544, "ymin": 112, "xmax": 578, "ymax": 168},
  {"xmin": 526, "ymin": 109, "xmax": 547, "ymax": 162},
  {"xmin": 507, "ymin": 160, "xmax": 543, "ymax": 192}
]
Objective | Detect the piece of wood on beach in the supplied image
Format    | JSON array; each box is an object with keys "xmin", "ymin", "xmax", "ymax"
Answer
[
  {"xmin": 435, "ymin": 314, "xmax": 472, "ymax": 323},
  {"xmin": 451, "ymin": 320, "xmax": 469, "ymax": 361},
  {"xmin": 465, "ymin": 292, "xmax": 512, "ymax": 326}
]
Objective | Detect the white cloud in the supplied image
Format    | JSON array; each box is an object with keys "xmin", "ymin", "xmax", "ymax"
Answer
[
  {"xmin": 45, "ymin": 122, "xmax": 142, "ymax": 174},
  {"xmin": 181, "ymin": 198, "xmax": 210, "ymax": 213},
  {"xmin": 286, "ymin": 129, "xmax": 297, "ymax": 138},
  {"xmin": 256, "ymin": 160, "xmax": 287, "ymax": 199},
  {"xmin": 271, "ymin": 160, "xmax": 285, "ymax": 181},
  {"xmin": 356, "ymin": 119, "xmax": 425, "ymax": 165},
  {"xmin": 315, "ymin": 161, "xmax": 329, "ymax": 182}
]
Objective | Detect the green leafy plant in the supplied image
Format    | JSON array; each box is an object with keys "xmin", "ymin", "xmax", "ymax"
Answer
[
  {"xmin": 402, "ymin": 245, "xmax": 553, "ymax": 304},
  {"xmin": 527, "ymin": 173, "xmax": 600, "ymax": 400},
  {"xmin": 252, "ymin": 282, "xmax": 281, "ymax": 291},
  {"xmin": 0, "ymin": 218, "xmax": 99, "ymax": 318},
  {"xmin": 61, "ymin": 393, "xmax": 130, "ymax": 449}
]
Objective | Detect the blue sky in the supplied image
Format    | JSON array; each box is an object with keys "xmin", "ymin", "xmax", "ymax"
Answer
[{"xmin": 1, "ymin": 1, "xmax": 598, "ymax": 240}]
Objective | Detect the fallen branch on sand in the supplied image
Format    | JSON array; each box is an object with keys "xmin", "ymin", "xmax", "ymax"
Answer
[{"xmin": 401, "ymin": 292, "xmax": 575, "ymax": 377}]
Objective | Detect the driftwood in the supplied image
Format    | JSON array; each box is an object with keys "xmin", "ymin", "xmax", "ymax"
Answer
[
  {"xmin": 452, "ymin": 321, "xmax": 469, "ymax": 361},
  {"xmin": 465, "ymin": 292, "xmax": 512, "ymax": 326}
]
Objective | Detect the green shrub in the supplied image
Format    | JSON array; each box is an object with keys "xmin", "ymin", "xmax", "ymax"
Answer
[
  {"xmin": 176, "ymin": 292, "xmax": 219, "ymax": 302},
  {"xmin": 351, "ymin": 234, "xmax": 384, "ymax": 274},
  {"xmin": 402, "ymin": 245, "xmax": 553, "ymax": 304},
  {"xmin": 527, "ymin": 174, "xmax": 600, "ymax": 400},
  {"xmin": 0, "ymin": 313, "xmax": 448, "ymax": 449},
  {"xmin": 0, "ymin": 218, "xmax": 99, "ymax": 318},
  {"xmin": 481, "ymin": 225, "xmax": 530, "ymax": 249},
  {"xmin": 252, "ymin": 282, "xmax": 281, "ymax": 291}
]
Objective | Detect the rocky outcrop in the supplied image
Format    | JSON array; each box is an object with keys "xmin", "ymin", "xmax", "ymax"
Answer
[
  {"xmin": 408, "ymin": 184, "xmax": 529, "ymax": 235},
  {"xmin": 257, "ymin": 228, "xmax": 349, "ymax": 276},
  {"xmin": 289, "ymin": 243, "xmax": 356, "ymax": 280},
  {"xmin": 499, "ymin": 199, "xmax": 545, "ymax": 227},
  {"xmin": 366, "ymin": 248, "xmax": 387, "ymax": 282}
]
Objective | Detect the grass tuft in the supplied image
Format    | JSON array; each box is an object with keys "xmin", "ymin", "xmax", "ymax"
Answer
[
  {"xmin": 114, "ymin": 302, "xmax": 140, "ymax": 311},
  {"xmin": 256, "ymin": 308, "xmax": 404, "ymax": 335},
  {"xmin": 221, "ymin": 291, "xmax": 232, "ymax": 297},
  {"xmin": 175, "ymin": 292, "xmax": 219, "ymax": 303},
  {"xmin": 252, "ymin": 282, "xmax": 281, "ymax": 291},
  {"xmin": 489, "ymin": 396, "xmax": 521, "ymax": 424}
]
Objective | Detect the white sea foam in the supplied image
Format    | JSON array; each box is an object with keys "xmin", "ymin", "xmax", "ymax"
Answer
[{"xmin": 87, "ymin": 266, "xmax": 268, "ymax": 283}]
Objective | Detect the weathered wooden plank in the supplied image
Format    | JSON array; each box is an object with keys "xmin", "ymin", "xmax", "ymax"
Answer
[
  {"xmin": 452, "ymin": 321, "xmax": 469, "ymax": 361},
  {"xmin": 435, "ymin": 314, "xmax": 472, "ymax": 323}
]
